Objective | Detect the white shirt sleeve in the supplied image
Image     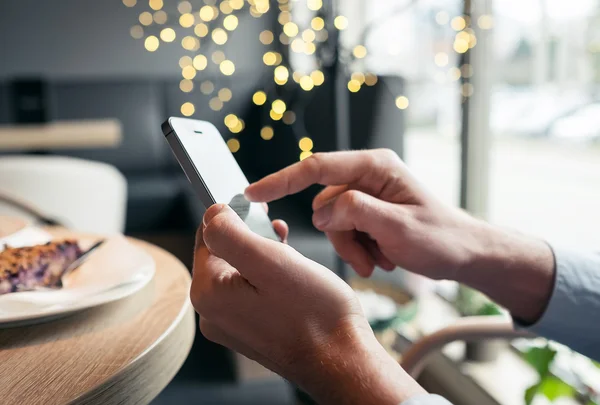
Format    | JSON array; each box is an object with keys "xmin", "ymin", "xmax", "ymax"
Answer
[
  {"xmin": 400, "ymin": 394, "xmax": 454, "ymax": 405},
  {"xmin": 515, "ymin": 246, "xmax": 600, "ymax": 361}
]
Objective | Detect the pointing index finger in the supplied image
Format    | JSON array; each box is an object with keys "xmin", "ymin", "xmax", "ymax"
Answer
[{"xmin": 245, "ymin": 150, "xmax": 389, "ymax": 203}]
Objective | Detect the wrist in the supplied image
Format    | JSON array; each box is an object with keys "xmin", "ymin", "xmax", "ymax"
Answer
[
  {"xmin": 297, "ymin": 317, "xmax": 425, "ymax": 405},
  {"xmin": 458, "ymin": 221, "xmax": 555, "ymax": 323}
]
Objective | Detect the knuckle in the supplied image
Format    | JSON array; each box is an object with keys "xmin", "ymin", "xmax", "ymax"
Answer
[
  {"xmin": 203, "ymin": 214, "xmax": 229, "ymax": 246},
  {"xmin": 394, "ymin": 206, "xmax": 412, "ymax": 232},
  {"xmin": 339, "ymin": 190, "xmax": 364, "ymax": 215},
  {"xmin": 304, "ymin": 153, "xmax": 324, "ymax": 179},
  {"xmin": 199, "ymin": 319, "xmax": 220, "ymax": 343},
  {"xmin": 189, "ymin": 284, "xmax": 207, "ymax": 315},
  {"xmin": 190, "ymin": 276, "xmax": 217, "ymax": 317},
  {"xmin": 204, "ymin": 204, "xmax": 221, "ymax": 219},
  {"xmin": 376, "ymin": 148, "xmax": 400, "ymax": 162}
]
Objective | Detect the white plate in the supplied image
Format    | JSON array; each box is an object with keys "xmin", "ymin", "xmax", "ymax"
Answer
[
  {"xmin": 0, "ymin": 218, "xmax": 50, "ymax": 248},
  {"xmin": 0, "ymin": 234, "xmax": 155, "ymax": 328}
]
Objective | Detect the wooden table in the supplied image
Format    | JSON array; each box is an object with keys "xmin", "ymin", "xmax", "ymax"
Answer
[
  {"xmin": 0, "ymin": 120, "xmax": 122, "ymax": 151},
  {"xmin": 0, "ymin": 229, "xmax": 196, "ymax": 405}
]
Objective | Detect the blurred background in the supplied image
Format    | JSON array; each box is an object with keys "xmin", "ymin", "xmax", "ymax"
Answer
[{"xmin": 1, "ymin": 0, "xmax": 599, "ymax": 404}]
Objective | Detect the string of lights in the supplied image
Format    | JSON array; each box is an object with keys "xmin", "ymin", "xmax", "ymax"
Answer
[{"xmin": 123, "ymin": 0, "xmax": 493, "ymax": 160}]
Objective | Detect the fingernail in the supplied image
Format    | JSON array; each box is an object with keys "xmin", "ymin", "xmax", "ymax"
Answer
[
  {"xmin": 313, "ymin": 203, "xmax": 333, "ymax": 228},
  {"xmin": 243, "ymin": 187, "xmax": 256, "ymax": 201}
]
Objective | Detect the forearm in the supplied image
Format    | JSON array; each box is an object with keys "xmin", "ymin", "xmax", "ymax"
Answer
[
  {"xmin": 458, "ymin": 220, "xmax": 600, "ymax": 361},
  {"xmin": 458, "ymin": 220, "xmax": 555, "ymax": 324}
]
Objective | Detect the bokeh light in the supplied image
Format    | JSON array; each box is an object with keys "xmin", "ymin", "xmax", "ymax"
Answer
[
  {"xmin": 478, "ymin": 15, "xmax": 493, "ymax": 30},
  {"xmin": 154, "ymin": 11, "xmax": 167, "ymax": 24},
  {"xmin": 139, "ymin": 12, "xmax": 153, "ymax": 26},
  {"xmin": 160, "ymin": 28, "xmax": 176, "ymax": 42},
  {"xmin": 311, "ymin": 17, "xmax": 325, "ymax": 31},
  {"xmin": 180, "ymin": 79, "xmax": 194, "ymax": 93},
  {"xmin": 179, "ymin": 55, "xmax": 192, "ymax": 68},
  {"xmin": 448, "ymin": 67, "xmax": 461, "ymax": 81},
  {"xmin": 219, "ymin": 88, "xmax": 233, "ymax": 102},
  {"xmin": 212, "ymin": 50, "xmax": 226, "ymax": 64},
  {"xmin": 201, "ymin": 81, "xmax": 215, "ymax": 94},
  {"xmin": 253, "ymin": 91, "xmax": 267, "ymax": 105},
  {"xmin": 179, "ymin": 13, "xmax": 195, "ymax": 28},
  {"xmin": 224, "ymin": 114, "xmax": 239, "ymax": 129},
  {"xmin": 181, "ymin": 102, "xmax": 195, "ymax": 116},
  {"xmin": 334, "ymin": 16, "xmax": 348, "ymax": 30},
  {"xmin": 274, "ymin": 65, "xmax": 289, "ymax": 85},
  {"xmin": 193, "ymin": 54, "xmax": 208, "ymax": 70},
  {"xmin": 395, "ymin": 96, "xmax": 409, "ymax": 110},
  {"xmin": 260, "ymin": 30, "xmax": 274, "ymax": 45},
  {"xmin": 300, "ymin": 151, "xmax": 313, "ymax": 161},
  {"xmin": 270, "ymin": 110, "xmax": 283, "ymax": 120},
  {"xmin": 353, "ymin": 45, "xmax": 367, "ymax": 59},
  {"xmin": 283, "ymin": 22, "xmax": 299, "ymax": 37},
  {"xmin": 365, "ymin": 73, "xmax": 378, "ymax": 86},
  {"xmin": 178, "ymin": 1, "xmax": 192, "ymax": 14},
  {"xmin": 310, "ymin": 70, "xmax": 325, "ymax": 86},
  {"xmin": 182, "ymin": 65, "xmax": 197, "ymax": 80},
  {"xmin": 130, "ymin": 25, "xmax": 144, "ymax": 39},
  {"xmin": 220, "ymin": 60, "xmax": 235, "ymax": 75},
  {"xmin": 149, "ymin": 0, "xmax": 163, "ymax": 11},
  {"xmin": 299, "ymin": 137, "xmax": 313, "ymax": 152},
  {"xmin": 200, "ymin": 5, "xmax": 217, "ymax": 21},
  {"xmin": 300, "ymin": 76, "xmax": 314, "ymax": 91},
  {"xmin": 451, "ymin": 16, "xmax": 466, "ymax": 31},
  {"xmin": 220, "ymin": 1, "xmax": 233, "ymax": 14},
  {"xmin": 212, "ymin": 28, "xmax": 228, "ymax": 45},
  {"xmin": 272, "ymin": 99, "xmax": 287, "ymax": 114},
  {"xmin": 283, "ymin": 111, "xmax": 296, "ymax": 125},
  {"xmin": 144, "ymin": 35, "xmax": 159, "ymax": 52},
  {"xmin": 209, "ymin": 97, "xmax": 224, "ymax": 111},
  {"xmin": 347, "ymin": 79, "xmax": 361, "ymax": 93},
  {"xmin": 307, "ymin": 0, "xmax": 323, "ymax": 11},
  {"xmin": 223, "ymin": 15, "xmax": 239, "ymax": 31},
  {"xmin": 195, "ymin": 23, "xmax": 209, "ymax": 37},
  {"xmin": 302, "ymin": 29, "xmax": 316, "ymax": 42},
  {"xmin": 260, "ymin": 126, "xmax": 274, "ymax": 140},
  {"xmin": 182, "ymin": 36, "xmax": 200, "ymax": 51},
  {"xmin": 227, "ymin": 138, "xmax": 241, "ymax": 152}
]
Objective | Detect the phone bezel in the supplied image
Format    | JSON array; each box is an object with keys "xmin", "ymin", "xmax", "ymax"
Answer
[{"xmin": 161, "ymin": 117, "xmax": 217, "ymax": 210}]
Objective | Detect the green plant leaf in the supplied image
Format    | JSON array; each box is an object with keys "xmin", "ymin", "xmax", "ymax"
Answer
[
  {"xmin": 476, "ymin": 302, "xmax": 503, "ymax": 316},
  {"xmin": 538, "ymin": 376, "xmax": 575, "ymax": 401},
  {"xmin": 523, "ymin": 346, "xmax": 557, "ymax": 377},
  {"xmin": 525, "ymin": 383, "xmax": 540, "ymax": 405}
]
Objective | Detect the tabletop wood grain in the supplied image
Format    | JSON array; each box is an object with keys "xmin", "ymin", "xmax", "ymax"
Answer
[{"xmin": 0, "ymin": 229, "xmax": 195, "ymax": 405}]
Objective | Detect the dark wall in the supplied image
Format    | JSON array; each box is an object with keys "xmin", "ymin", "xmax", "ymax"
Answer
[{"xmin": 0, "ymin": 0, "xmax": 267, "ymax": 79}]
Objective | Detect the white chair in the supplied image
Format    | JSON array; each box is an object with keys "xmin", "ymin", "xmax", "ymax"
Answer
[{"xmin": 0, "ymin": 156, "xmax": 127, "ymax": 235}]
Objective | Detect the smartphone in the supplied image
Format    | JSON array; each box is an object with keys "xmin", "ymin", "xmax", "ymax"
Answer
[{"xmin": 162, "ymin": 117, "xmax": 279, "ymax": 241}]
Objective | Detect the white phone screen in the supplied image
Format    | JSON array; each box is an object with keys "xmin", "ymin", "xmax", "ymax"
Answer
[{"xmin": 169, "ymin": 118, "xmax": 279, "ymax": 241}]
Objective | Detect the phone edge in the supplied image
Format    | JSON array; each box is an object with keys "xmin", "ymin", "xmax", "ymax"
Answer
[{"xmin": 161, "ymin": 117, "xmax": 217, "ymax": 209}]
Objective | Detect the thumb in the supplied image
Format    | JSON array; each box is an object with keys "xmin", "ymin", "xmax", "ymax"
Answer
[
  {"xmin": 202, "ymin": 204, "xmax": 289, "ymax": 284},
  {"xmin": 312, "ymin": 190, "xmax": 406, "ymax": 237}
]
